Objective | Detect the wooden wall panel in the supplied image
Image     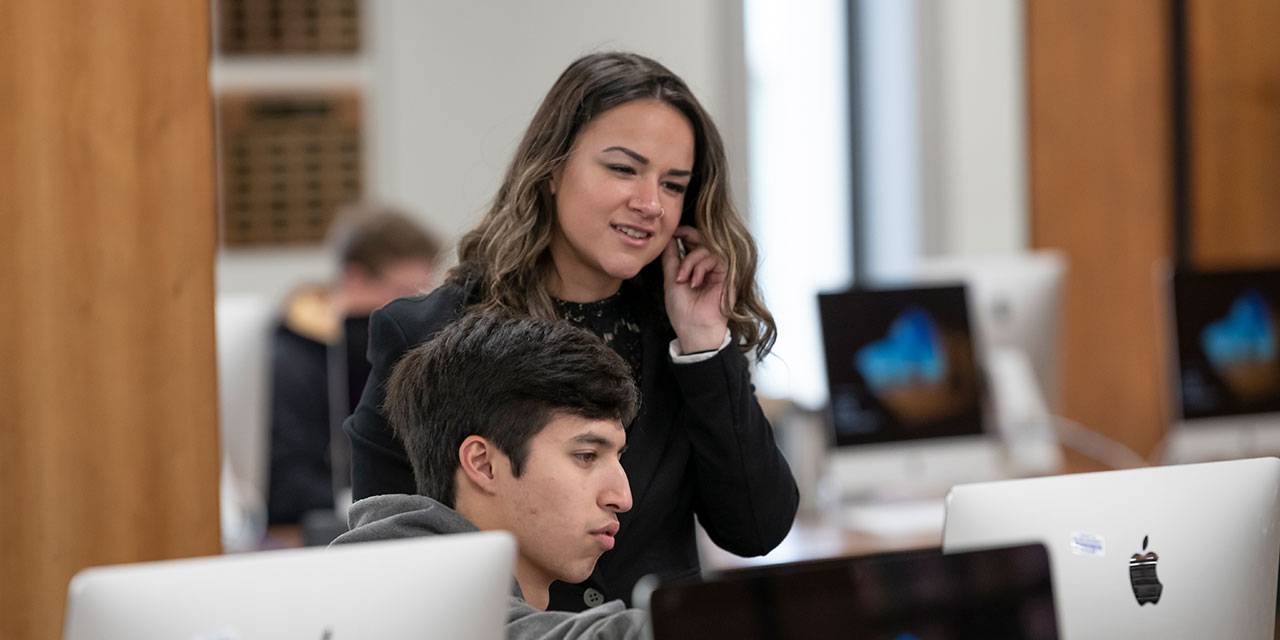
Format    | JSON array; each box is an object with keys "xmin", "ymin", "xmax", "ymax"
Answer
[
  {"xmin": 1026, "ymin": 1, "xmax": 1173, "ymax": 464},
  {"xmin": 0, "ymin": 3, "xmax": 220, "ymax": 639},
  {"xmin": 1186, "ymin": 0, "xmax": 1280, "ymax": 267}
]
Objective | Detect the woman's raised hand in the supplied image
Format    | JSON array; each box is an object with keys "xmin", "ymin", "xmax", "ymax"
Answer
[{"xmin": 662, "ymin": 226, "xmax": 731, "ymax": 354}]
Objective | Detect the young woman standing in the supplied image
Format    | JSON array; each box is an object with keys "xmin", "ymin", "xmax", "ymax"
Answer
[{"xmin": 345, "ymin": 51, "xmax": 798, "ymax": 611}]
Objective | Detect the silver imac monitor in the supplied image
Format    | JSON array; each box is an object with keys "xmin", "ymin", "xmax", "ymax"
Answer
[
  {"xmin": 944, "ymin": 457, "xmax": 1280, "ymax": 639},
  {"xmin": 1164, "ymin": 265, "xmax": 1280, "ymax": 463},
  {"xmin": 63, "ymin": 532, "xmax": 516, "ymax": 640},
  {"xmin": 911, "ymin": 250, "xmax": 1067, "ymax": 414},
  {"xmin": 818, "ymin": 284, "xmax": 1008, "ymax": 534},
  {"xmin": 907, "ymin": 251, "xmax": 1067, "ymax": 477}
]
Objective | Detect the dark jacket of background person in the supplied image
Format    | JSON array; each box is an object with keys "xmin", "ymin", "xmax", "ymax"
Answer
[
  {"xmin": 267, "ymin": 286, "xmax": 371, "ymax": 525},
  {"xmin": 331, "ymin": 494, "xmax": 646, "ymax": 639},
  {"xmin": 344, "ymin": 279, "xmax": 800, "ymax": 611}
]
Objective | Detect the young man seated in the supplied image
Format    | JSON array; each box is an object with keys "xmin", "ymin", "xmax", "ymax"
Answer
[{"xmin": 331, "ymin": 312, "xmax": 648, "ymax": 638}]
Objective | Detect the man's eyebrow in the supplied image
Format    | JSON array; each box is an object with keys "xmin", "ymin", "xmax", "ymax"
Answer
[
  {"xmin": 601, "ymin": 146, "xmax": 692, "ymax": 178},
  {"xmin": 571, "ymin": 433, "xmax": 621, "ymax": 450}
]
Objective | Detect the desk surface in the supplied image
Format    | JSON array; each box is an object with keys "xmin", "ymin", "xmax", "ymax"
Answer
[{"xmin": 698, "ymin": 452, "xmax": 1117, "ymax": 572}]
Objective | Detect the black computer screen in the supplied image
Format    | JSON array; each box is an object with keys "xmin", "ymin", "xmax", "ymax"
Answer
[
  {"xmin": 648, "ymin": 544, "xmax": 1057, "ymax": 640},
  {"xmin": 1172, "ymin": 267, "xmax": 1280, "ymax": 420},
  {"xmin": 817, "ymin": 285, "xmax": 984, "ymax": 447}
]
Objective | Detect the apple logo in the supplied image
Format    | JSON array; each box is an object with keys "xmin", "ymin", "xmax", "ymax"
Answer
[{"xmin": 1129, "ymin": 535, "xmax": 1163, "ymax": 605}]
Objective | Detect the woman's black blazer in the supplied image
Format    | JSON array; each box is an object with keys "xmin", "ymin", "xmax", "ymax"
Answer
[{"xmin": 343, "ymin": 281, "xmax": 800, "ymax": 610}]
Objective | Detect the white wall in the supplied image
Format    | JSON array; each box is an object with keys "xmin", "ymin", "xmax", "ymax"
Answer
[
  {"xmin": 862, "ymin": 0, "xmax": 1028, "ymax": 280},
  {"xmin": 920, "ymin": 0, "xmax": 1027, "ymax": 256},
  {"xmin": 753, "ymin": 0, "xmax": 1029, "ymax": 407},
  {"xmin": 372, "ymin": 0, "xmax": 747, "ymax": 244},
  {"xmin": 213, "ymin": 0, "xmax": 748, "ymax": 305},
  {"xmin": 747, "ymin": 0, "xmax": 853, "ymax": 409},
  {"xmin": 209, "ymin": 0, "xmax": 1030, "ymax": 409}
]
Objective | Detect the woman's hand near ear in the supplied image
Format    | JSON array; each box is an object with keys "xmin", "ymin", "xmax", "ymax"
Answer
[{"xmin": 662, "ymin": 226, "xmax": 731, "ymax": 354}]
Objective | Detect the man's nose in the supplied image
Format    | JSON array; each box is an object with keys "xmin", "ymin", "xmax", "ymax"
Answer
[{"xmin": 601, "ymin": 463, "xmax": 633, "ymax": 513}]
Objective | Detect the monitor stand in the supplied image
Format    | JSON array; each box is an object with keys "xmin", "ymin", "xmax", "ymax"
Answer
[
  {"xmin": 827, "ymin": 348, "xmax": 1062, "ymax": 538},
  {"xmin": 986, "ymin": 347, "xmax": 1062, "ymax": 476},
  {"xmin": 827, "ymin": 436, "xmax": 1006, "ymax": 538}
]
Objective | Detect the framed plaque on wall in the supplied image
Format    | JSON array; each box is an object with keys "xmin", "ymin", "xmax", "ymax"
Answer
[{"xmin": 216, "ymin": 90, "xmax": 363, "ymax": 246}]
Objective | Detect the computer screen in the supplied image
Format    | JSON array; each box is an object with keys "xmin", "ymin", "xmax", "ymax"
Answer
[
  {"xmin": 1172, "ymin": 266, "xmax": 1280, "ymax": 420},
  {"xmin": 646, "ymin": 544, "xmax": 1058, "ymax": 640},
  {"xmin": 818, "ymin": 284, "xmax": 985, "ymax": 447}
]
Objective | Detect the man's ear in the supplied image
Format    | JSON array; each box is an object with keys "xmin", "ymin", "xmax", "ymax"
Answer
[{"xmin": 457, "ymin": 435, "xmax": 500, "ymax": 496}]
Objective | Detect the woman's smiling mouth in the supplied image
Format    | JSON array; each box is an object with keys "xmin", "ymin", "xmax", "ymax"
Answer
[{"xmin": 611, "ymin": 223, "xmax": 654, "ymax": 243}]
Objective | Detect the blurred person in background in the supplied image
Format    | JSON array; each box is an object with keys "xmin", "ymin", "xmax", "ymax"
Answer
[{"xmin": 268, "ymin": 204, "xmax": 442, "ymax": 527}]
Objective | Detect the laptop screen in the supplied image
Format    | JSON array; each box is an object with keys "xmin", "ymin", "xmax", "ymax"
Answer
[{"xmin": 648, "ymin": 544, "xmax": 1057, "ymax": 640}]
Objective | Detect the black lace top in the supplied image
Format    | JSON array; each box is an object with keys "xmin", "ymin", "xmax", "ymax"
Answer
[{"xmin": 554, "ymin": 290, "xmax": 644, "ymax": 391}]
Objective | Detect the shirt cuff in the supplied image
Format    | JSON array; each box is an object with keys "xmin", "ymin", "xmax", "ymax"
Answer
[{"xmin": 669, "ymin": 329, "xmax": 733, "ymax": 364}]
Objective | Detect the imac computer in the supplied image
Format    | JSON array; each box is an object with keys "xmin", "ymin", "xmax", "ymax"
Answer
[
  {"xmin": 818, "ymin": 284, "xmax": 1010, "ymax": 533},
  {"xmin": 906, "ymin": 251, "xmax": 1067, "ymax": 475},
  {"xmin": 944, "ymin": 457, "xmax": 1280, "ymax": 639},
  {"xmin": 1163, "ymin": 266, "xmax": 1280, "ymax": 463},
  {"xmin": 910, "ymin": 251, "xmax": 1067, "ymax": 414},
  {"xmin": 64, "ymin": 532, "xmax": 516, "ymax": 640}
]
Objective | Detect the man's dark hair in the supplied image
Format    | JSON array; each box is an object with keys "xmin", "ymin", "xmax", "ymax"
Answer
[
  {"xmin": 384, "ymin": 312, "xmax": 639, "ymax": 507},
  {"xmin": 328, "ymin": 203, "xmax": 442, "ymax": 276}
]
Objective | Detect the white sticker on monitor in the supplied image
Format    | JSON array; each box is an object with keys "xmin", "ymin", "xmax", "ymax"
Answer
[{"xmin": 1070, "ymin": 531, "xmax": 1105, "ymax": 557}]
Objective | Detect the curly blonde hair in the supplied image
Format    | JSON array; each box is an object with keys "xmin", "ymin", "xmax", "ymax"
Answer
[{"xmin": 449, "ymin": 52, "xmax": 776, "ymax": 360}]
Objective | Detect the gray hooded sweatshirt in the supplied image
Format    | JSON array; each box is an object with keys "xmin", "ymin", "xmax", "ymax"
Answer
[{"xmin": 330, "ymin": 494, "xmax": 648, "ymax": 640}]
